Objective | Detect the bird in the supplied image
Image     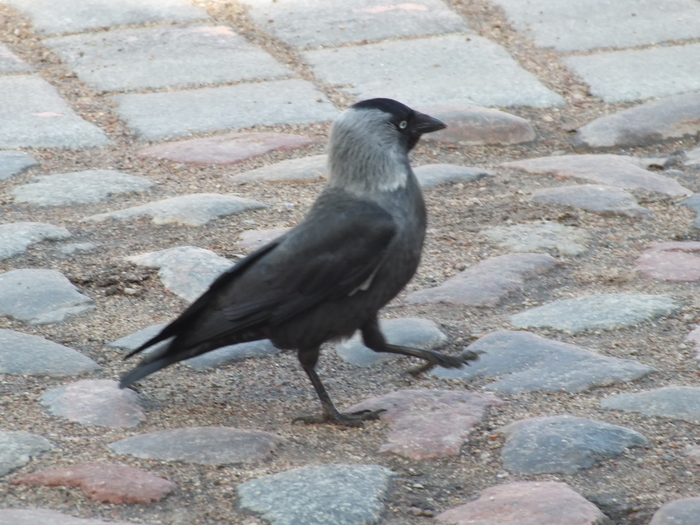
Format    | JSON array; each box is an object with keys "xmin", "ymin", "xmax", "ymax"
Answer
[{"xmin": 119, "ymin": 98, "xmax": 480, "ymax": 426}]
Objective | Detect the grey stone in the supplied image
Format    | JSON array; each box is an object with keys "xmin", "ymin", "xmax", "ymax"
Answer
[
  {"xmin": 0, "ymin": 151, "xmax": 37, "ymax": 181},
  {"xmin": 414, "ymin": 164, "xmax": 493, "ymax": 189},
  {"xmin": 511, "ymin": 293, "xmax": 680, "ymax": 334},
  {"xmin": 502, "ymin": 154, "xmax": 692, "ymax": 197},
  {"xmin": 237, "ymin": 464, "xmax": 393, "ymax": 525},
  {"xmin": 109, "ymin": 427, "xmax": 284, "ymax": 465},
  {"xmin": 407, "ymin": 253, "xmax": 557, "ymax": 307},
  {"xmin": 0, "ymin": 222, "xmax": 72, "ymax": 260},
  {"xmin": 0, "ymin": 431, "xmax": 54, "ymax": 478},
  {"xmin": 564, "ymin": 43, "xmax": 700, "ymax": 103},
  {"xmin": 186, "ymin": 340, "xmax": 280, "ymax": 371},
  {"xmin": 239, "ymin": 0, "xmax": 469, "ymax": 49},
  {"xmin": 0, "ymin": 43, "xmax": 33, "ymax": 73},
  {"xmin": 678, "ymin": 194, "xmax": 700, "ymax": 228},
  {"xmin": 84, "ymin": 193, "xmax": 265, "ymax": 227},
  {"xmin": 0, "ymin": 75, "xmax": 110, "ymax": 149},
  {"xmin": 531, "ymin": 184, "xmax": 652, "ymax": 217},
  {"xmin": 481, "ymin": 222, "xmax": 590, "ymax": 255},
  {"xmin": 112, "ymin": 80, "xmax": 339, "ymax": 140},
  {"xmin": 11, "ymin": 170, "xmax": 152, "ymax": 206},
  {"xmin": 431, "ymin": 330, "xmax": 653, "ymax": 393},
  {"xmin": 43, "ymin": 24, "xmax": 291, "ymax": 92},
  {"xmin": 238, "ymin": 228, "xmax": 291, "ymax": 251},
  {"xmin": 230, "ymin": 154, "xmax": 327, "ymax": 184},
  {"xmin": 3, "ymin": 0, "xmax": 208, "ymax": 35},
  {"xmin": 0, "ymin": 269, "xmax": 95, "ymax": 324},
  {"xmin": 0, "ymin": 509, "xmax": 140, "ymax": 525},
  {"xmin": 436, "ymin": 481, "xmax": 610, "ymax": 525},
  {"xmin": 650, "ymin": 497, "xmax": 700, "ymax": 525},
  {"xmin": 348, "ymin": 390, "xmax": 503, "ymax": 460},
  {"xmin": 41, "ymin": 379, "xmax": 145, "ymax": 428},
  {"xmin": 601, "ymin": 386, "xmax": 700, "ymax": 423},
  {"xmin": 490, "ymin": 0, "xmax": 700, "ymax": 52},
  {"xmin": 420, "ymin": 104, "xmax": 536, "ymax": 145},
  {"xmin": 574, "ymin": 93, "xmax": 700, "ymax": 148},
  {"xmin": 125, "ymin": 246, "xmax": 232, "ymax": 302},
  {"xmin": 686, "ymin": 145, "xmax": 700, "ymax": 166},
  {"xmin": 0, "ymin": 329, "xmax": 99, "ymax": 376},
  {"xmin": 498, "ymin": 415, "xmax": 647, "ymax": 475},
  {"xmin": 335, "ymin": 318, "xmax": 447, "ymax": 367},
  {"xmin": 303, "ymin": 35, "xmax": 564, "ymax": 109},
  {"xmin": 107, "ymin": 323, "xmax": 167, "ymax": 352},
  {"xmin": 58, "ymin": 242, "xmax": 97, "ymax": 255}
]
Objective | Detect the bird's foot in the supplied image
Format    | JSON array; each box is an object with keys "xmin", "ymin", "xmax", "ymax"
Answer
[
  {"xmin": 408, "ymin": 349, "xmax": 483, "ymax": 377},
  {"xmin": 292, "ymin": 408, "xmax": 385, "ymax": 428}
]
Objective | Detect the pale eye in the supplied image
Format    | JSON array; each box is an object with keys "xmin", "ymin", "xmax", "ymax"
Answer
[{"xmin": 398, "ymin": 120, "xmax": 408, "ymax": 129}]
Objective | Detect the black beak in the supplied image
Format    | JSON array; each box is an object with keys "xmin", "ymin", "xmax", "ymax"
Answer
[{"xmin": 413, "ymin": 110, "xmax": 447, "ymax": 134}]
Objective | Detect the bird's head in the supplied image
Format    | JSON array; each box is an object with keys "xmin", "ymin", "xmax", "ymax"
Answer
[{"xmin": 327, "ymin": 98, "xmax": 446, "ymax": 193}]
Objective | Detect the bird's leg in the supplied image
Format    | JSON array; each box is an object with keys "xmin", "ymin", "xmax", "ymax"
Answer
[
  {"xmin": 293, "ymin": 348, "xmax": 384, "ymax": 427},
  {"xmin": 361, "ymin": 317, "xmax": 481, "ymax": 373}
]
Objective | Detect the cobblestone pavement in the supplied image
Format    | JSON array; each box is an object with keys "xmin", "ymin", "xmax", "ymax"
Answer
[{"xmin": 2, "ymin": 0, "xmax": 700, "ymax": 524}]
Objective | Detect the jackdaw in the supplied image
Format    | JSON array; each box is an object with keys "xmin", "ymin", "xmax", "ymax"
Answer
[{"xmin": 119, "ymin": 98, "xmax": 479, "ymax": 425}]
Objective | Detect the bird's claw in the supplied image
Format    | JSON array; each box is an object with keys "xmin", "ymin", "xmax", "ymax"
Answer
[{"xmin": 292, "ymin": 408, "xmax": 385, "ymax": 427}]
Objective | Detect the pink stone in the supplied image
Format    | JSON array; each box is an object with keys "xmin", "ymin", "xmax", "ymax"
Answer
[
  {"xmin": 502, "ymin": 154, "xmax": 691, "ymax": 197},
  {"xmin": 435, "ymin": 481, "xmax": 608, "ymax": 525},
  {"xmin": 420, "ymin": 104, "xmax": 536, "ymax": 145},
  {"xmin": 137, "ymin": 132, "xmax": 317, "ymax": 165},
  {"xmin": 12, "ymin": 463, "xmax": 175, "ymax": 504},
  {"xmin": 238, "ymin": 227, "xmax": 291, "ymax": 251},
  {"xmin": 635, "ymin": 242, "xmax": 700, "ymax": 281},
  {"xmin": 230, "ymin": 154, "xmax": 327, "ymax": 184},
  {"xmin": 406, "ymin": 253, "xmax": 557, "ymax": 306},
  {"xmin": 685, "ymin": 328, "xmax": 700, "ymax": 360},
  {"xmin": 348, "ymin": 389, "xmax": 502, "ymax": 460}
]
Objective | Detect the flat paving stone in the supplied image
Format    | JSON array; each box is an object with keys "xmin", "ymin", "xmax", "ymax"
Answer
[
  {"xmin": 11, "ymin": 170, "xmax": 153, "ymax": 206},
  {"xmin": 650, "ymin": 497, "xmax": 700, "ymax": 525},
  {"xmin": 420, "ymin": 104, "xmax": 536, "ymax": 145},
  {"xmin": 490, "ymin": 0, "xmax": 700, "ymax": 52},
  {"xmin": 481, "ymin": 222, "xmax": 590, "ymax": 255},
  {"xmin": 531, "ymin": 184, "xmax": 652, "ymax": 217},
  {"xmin": 407, "ymin": 253, "xmax": 557, "ymax": 307},
  {"xmin": 84, "ymin": 193, "xmax": 265, "ymax": 227},
  {"xmin": 0, "ymin": 329, "xmax": 99, "ymax": 376},
  {"xmin": 112, "ymin": 80, "xmax": 339, "ymax": 140},
  {"xmin": 348, "ymin": 390, "xmax": 502, "ymax": 460},
  {"xmin": 3, "ymin": 0, "xmax": 208, "ymax": 35},
  {"xmin": 0, "ymin": 431, "xmax": 54, "ymax": 478},
  {"xmin": 186, "ymin": 340, "xmax": 280, "ymax": 371},
  {"xmin": 335, "ymin": 318, "xmax": 447, "ymax": 367},
  {"xmin": 12, "ymin": 462, "xmax": 175, "ymax": 504},
  {"xmin": 0, "ymin": 509, "xmax": 140, "ymax": 525},
  {"xmin": 41, "ymin": 379, "xmax": 145, "ymax": 428},
  {"xmin": 601, "ymin": 386, "xmax": 700, "ymax": 423},
  {"xmin": 239, "ymin": 0, "xmax": 469, "ymax": 49},
  {"xmin": 686, "ymin": 145, "xmax": 700, "ymax": 166},
  {"xmin": 574, "ymin": 93, "xmax": 700, "ymax": 148},
  {"xmin": 510, "ymin": 293, "xmax": 680, "ymax": 333},
  {"xmin": 0, "ymin": 222, "xmax": 72, "ymax": 260},
  {"xmin": 0, "ymin": 269, "xmax": 94, "ymax": 324},
  {"xmin": 230, "ymin": 154, "xmax": 327, "ymax": 184},
  {"xmin": 564, "ymin": 43, "xmax": 700, "ymax": 103},
  {"xmin": 498, "ymin": 415, "xmax": 647, "ymax": 474},
  {"xmin": 303, "ymin": 35, "xmax": 564, "ymax": 108},
  {"xmin": 0, "ymin": 43, "xmax": 33, "ymax": 73},
  {"xmin": 126, "ymin": 246, "xmax": 232, "ymax": 302},
  {"xmin": 44, "ymin": 24, "xmax": 291, "ymax": 92},
  {"xmin": 435, "ymin": 481, "xmax": 610, "ymax": 525},
  {"xmin": 58, "ymin": 242, "xmax": 97, "ymax": 255},
  {"xmin": 138, "ymin": 132, "xmax": 316, "ymax": 165},
  {"xmin": 238, "ymin": 227, "xmax": 291, "ymax": 251},
  {"xmin": 237, "ymin": 464, "xmax": 393, "ymax": 525},
  {"xmin": 678, "ymin": 194, "xmax": 700, "ymax": 228},
  {"xmin": 502, "ymin": 154, "xmax": 692, "ymax": 197},
  {"xmin": 414, "ymin": 164, "xmax": 493, "ymax": 189},
  {"xmin": 109, "ymin": 427, "xmax": 284, "ymax": 465},
  {"xmin": 0, "ymin": 75, "xmax": 110, "ymax": 149},
  {"xmin": 0, "ymin": 151, "xmax": 37, "ymax": 181},
  {"xmin": 431, "ymin": 330, "xmax": 653, "ymax": 393},
  {"xmin": 635, "ymin": 242, "xmax": 700, "ymax": 281}
]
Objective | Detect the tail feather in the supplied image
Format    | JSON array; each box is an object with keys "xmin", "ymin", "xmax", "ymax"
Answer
[{"xmin": 119, "ymin": 355, "xmax": 177, "ymax": 389}]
